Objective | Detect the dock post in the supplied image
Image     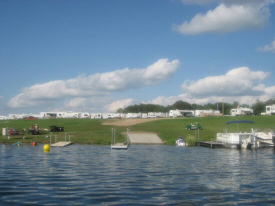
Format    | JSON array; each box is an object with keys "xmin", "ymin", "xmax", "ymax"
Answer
[
  {"xmin": 111, "ymin": 128, "xmax": 113, "ymax": 146},
  {"xmin": 114, "ymin": 129, "xmax": 116, "ymax": 144}
]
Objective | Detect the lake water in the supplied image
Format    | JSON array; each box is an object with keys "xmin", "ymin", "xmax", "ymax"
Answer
[{"xmin": 1, "ymin": 144, "xmax": 275, "ymax": 205}]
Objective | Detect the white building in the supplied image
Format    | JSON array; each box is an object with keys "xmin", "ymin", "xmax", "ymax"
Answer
[{"xmin": 230, "ymin": 108, "xmax": 253, "ymax": 116}]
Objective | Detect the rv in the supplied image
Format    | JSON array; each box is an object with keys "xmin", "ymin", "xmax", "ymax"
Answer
[
  {"xmin": 126, "ymin": 113, "xmax": 140, "ymax": 118},
  {"xmin": 266, "ymin": 105, "xmax": 275, "ymax": 115},
  {"xmin": 230, "ymin": 108, "xmax": 253, "ymax": 116},
  {"xmin": 169, "ymin": 110, "xmax": 194, "ymax": 118},
  {"xmin": 90, "ymin": 113, "xmax": 102, "ymax": 119}
]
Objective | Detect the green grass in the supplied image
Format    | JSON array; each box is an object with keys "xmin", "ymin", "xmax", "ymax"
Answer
[{"xmin": 1, "ymin": 115, "xmax": 275, "ymax": 145}]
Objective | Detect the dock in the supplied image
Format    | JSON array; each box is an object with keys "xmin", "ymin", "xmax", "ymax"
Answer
[
  {"xmin": 51, "ymin": 141, "xmax": 72, "ymax": 147},
  {"xmin": 111, "ymin": 128, "xmax": 129, "ymax": 150},
  {"xmin": 197, "ymin": 141, "xmax": 224, "ymax": 148},
  {"xmin": 111, "ymin": 143, "xmax": 128, "ymax": 149}
]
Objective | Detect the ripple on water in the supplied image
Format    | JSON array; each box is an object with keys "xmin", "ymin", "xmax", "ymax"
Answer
[{"xmin": 1, "ymin": 145, "xmax": 275, "ymax": 205}]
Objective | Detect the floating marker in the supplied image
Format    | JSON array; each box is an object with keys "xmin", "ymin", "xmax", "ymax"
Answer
[{"xmin": 44, "ymin": 144, "xmax": 50, "ymax": 152}]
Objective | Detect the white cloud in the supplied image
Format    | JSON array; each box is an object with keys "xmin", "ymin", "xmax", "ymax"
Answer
[
  {"xmin": 257, "ymin": 40, "xmax": 275, "ymax": 52},
  {"xmin": 148, "ymin": 67, "xmax": 272, "ymax": 107},
  {"xmin": 104, "ymin": 99, "xmax": 136, "ymax": 112},
  {"xmin": 8, "ymin": 59, "xmax": 180, "ymax": 108},
  {"xmin": 181, "ymin": 0, "xmax": 215, "ymax": 5},
  {"xmin": 181, "ymin": 67, "xmax": 269, "ymax": 97},
  {"xmin": 173, "ymin": 2, "xmax": 272, "ymax": 35}
]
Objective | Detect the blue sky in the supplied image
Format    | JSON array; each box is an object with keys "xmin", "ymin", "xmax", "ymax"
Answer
[{"xmin": 1, "ymin": 0, "xmax": 275, "ymax": 115}]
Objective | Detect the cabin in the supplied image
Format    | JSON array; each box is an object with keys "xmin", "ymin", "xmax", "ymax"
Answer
[{"xmin": 230, "ymin": 108, "xmax": 253, "ymax": 116}]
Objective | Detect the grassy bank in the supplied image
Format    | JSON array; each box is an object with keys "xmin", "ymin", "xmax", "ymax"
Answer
[{"xmin": 1, "ymin": 115, "xmax": 275, "ymax": 145}]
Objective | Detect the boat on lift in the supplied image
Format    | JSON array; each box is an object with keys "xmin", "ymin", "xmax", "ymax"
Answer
[{"xmin": 217, "ymin": 120, "xmax": 254, "ymax": 149}]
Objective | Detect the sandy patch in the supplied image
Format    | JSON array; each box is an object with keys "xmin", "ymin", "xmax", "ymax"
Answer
[{"xmin": 102, "ymin": 118, "xmax": 166, "ymax": 126}]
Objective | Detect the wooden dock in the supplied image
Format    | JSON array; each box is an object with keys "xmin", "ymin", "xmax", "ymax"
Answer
[
  {"xmin": 111, "ymin": 143, "xmax": 128, "ymax": 149},
  {"xmin": 51, "ymin": 142, "xmax": 72, "ymax": 147},
  {"xmin": 197, "ymin": 141, "xmax": 224, "ymax": 148}
]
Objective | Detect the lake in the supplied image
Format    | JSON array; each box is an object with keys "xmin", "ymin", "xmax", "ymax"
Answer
[{"xmin": 1, "ymin": 144, "xmax": 275, "ymax": 205}]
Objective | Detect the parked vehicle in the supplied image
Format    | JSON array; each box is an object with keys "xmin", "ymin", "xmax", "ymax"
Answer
[
  {"xmin": 185, "ymin": 123, "xmax": 202, "ymax": 130},
  {"xmin": 50, "ymin": 125, "xmax": 64, "ymax": 132},
  {"xmin": 25, "ymin": 116, "xmax": 38, "ymax": 119},
  {"xmin": 7, "ymin": 128, "xmax": 25, "ymax": 136}
]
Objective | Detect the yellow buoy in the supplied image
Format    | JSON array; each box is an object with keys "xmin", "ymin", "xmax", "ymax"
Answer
[{"xmin": 44, "ymin": 144, "xmax": 50, "ymax": 152}]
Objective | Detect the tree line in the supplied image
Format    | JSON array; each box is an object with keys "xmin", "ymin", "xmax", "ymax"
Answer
[{"xmin": 117, "ymin": 99, "xmax": 275, "ymax": 115}]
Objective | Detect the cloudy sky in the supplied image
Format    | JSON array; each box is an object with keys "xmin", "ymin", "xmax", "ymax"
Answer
[{"xmin": 1, "ymin": 0, "xmax": 275, "ymax": 115}]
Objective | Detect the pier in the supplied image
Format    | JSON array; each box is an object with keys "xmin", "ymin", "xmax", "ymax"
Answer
[
  {"xmin": 197, "ymin": 141, "xmax": 224, "ymax": 148},
  {"xmin": 51, "ymin": 141, "xmax": 72, "ymax": 147},
  {"xmin": 49, "ymin": 133, "xmax": 73, "ymax": 147},
  {"xmin": 111, "ymin": 128, "xmax": 129, "ymax": 149}
]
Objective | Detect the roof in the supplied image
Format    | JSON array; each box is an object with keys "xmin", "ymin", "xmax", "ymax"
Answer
[{"xmin": 226, "ymin": 120, "xmax": 254, "ymax": 124}]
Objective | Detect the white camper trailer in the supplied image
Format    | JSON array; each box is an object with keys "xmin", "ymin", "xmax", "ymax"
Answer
[
  {"xmin": 266, "ymin": 105, "xmax": 275, "ymax": 115},
  {"xmin": 90, "ymin": 113, "xmax": 102, "ymax": 119},
  {"xmin": 169, "ymin": 110, "xmax": 183, "ymax": 118},
  {"xmin": 230, "ymin": 108, "xmax": 253, "ymax": 116},
  {"xmin": 169, "ymin": 110, "xmax": 194, "ymax": 118},
  {"xmin": 126, "ymin": 113, "xmax": 140, "ymax": 118}
]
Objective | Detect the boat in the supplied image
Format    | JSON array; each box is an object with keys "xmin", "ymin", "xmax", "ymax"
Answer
[
  {"xmin": 252, "ymin": 129, "xmax": 274, "ymax": 148},
  {"xmin": 217, "ymin": 120, "xmax": 255, "ymax": 149},
  {"xmin": 176, "ymin": 137, "xmax": 188, "ymax": 146}
]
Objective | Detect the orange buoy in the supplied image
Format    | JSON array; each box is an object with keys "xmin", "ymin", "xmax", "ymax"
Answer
[{"xmin": 31, "ymin": 141, "xmax": 37, "ymax": 146}]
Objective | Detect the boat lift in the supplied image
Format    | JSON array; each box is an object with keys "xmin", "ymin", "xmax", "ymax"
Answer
[{"xmin": 111, "ymin": 128, "xmax": 129, "ymax": 149}]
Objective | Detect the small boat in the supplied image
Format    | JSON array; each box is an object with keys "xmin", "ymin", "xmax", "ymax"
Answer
[
  {"xmin": 253, "ymin": 129, "xmax": 274, "ymax": 148},
  {"xmin": 176, "ymin": 137, "xmax": 188, "ymax": 146}
]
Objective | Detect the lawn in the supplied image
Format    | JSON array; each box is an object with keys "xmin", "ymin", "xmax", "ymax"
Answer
[{"xmin": 1, "ymin": 115, "xmax": 275, "ymax": 145}]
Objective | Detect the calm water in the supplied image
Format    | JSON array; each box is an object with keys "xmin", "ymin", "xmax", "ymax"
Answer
[{"xmin": 1, "ymin": 144, "xmax": 275, "ymax": 205}]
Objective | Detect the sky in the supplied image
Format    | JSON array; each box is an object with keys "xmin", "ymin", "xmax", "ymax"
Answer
[{"xmin": 1, "ymin": 0, "xmax": 275, "ymax": 115}]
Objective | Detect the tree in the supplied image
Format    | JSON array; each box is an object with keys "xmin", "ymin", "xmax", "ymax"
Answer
[
  {"xmin": 252, "ymin": 99, "xmax": 265, "ymax": 115},
  {"xmin": 116, "ymin": 108, "xmax": 124, "ymax": 113},
  {"xmin": 171, "ymin": 101, "xmax": 192, "ymax": 110}
]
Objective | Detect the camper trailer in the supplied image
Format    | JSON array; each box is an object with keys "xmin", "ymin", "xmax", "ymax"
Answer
[
  {"xmin": 90, "ymin": 113, "xmax": 102, "ymax": 119},
  {"xmin": 230, "ymin": 108, "xmax": 253, "ymax": 116},
  {"xmin": 266, "ymin": 105, "xmax": 275, "ymax": 115},
  {"xmin": 169, "ymin": 110, "xmax": 194, "ymax": 118}
]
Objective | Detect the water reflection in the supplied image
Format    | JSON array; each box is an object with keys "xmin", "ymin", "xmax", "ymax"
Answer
[{"xmin": 1, "ymin": 144, "xmax": 275, "ymax": 205}]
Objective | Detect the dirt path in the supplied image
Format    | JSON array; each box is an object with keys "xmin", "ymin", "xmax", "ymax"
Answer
[{"xmin": 102, "ymin": 118, "xmax": 166, "ymax": 126}]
